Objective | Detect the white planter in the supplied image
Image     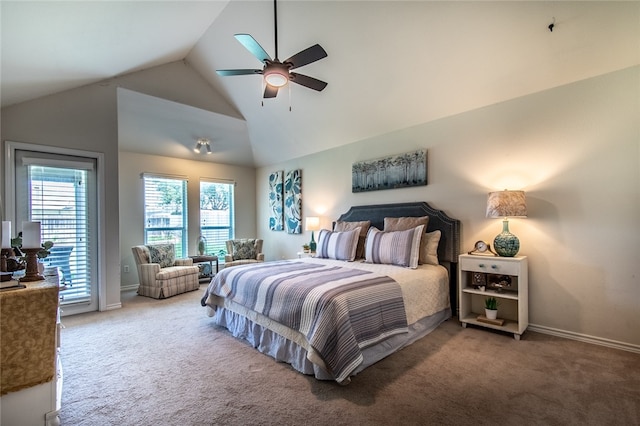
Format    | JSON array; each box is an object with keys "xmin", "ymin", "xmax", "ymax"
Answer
[{"xmin": 485, "ymin": 308, "xmax": 498, "ymax": 320}]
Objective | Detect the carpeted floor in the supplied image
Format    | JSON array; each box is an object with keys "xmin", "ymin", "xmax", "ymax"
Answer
[{"xmin": 59, "ymin": 287, "xmax": 640, "ymax": 426}]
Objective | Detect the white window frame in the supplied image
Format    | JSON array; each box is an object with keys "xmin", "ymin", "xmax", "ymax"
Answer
[
  {"xmin": 199, "ymin": 178, "xmax": 235, "ymax": 259},
  {"xmin": 142, "ymin": 173, "xmax": 188, "ymax": 258}
]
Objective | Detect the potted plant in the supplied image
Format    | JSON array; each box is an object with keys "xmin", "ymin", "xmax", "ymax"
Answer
[
  {"xmin": 302, "ymin": 244, "xmax": 310, "ymax": 253},
  {"xmin": 484, "ymin": 296, "xmax": 499, "ymax": 320}
]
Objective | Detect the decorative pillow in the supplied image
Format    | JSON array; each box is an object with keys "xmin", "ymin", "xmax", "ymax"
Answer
[
  {"xmin": 384, "ymin": 216, "xmax": 430, "ymax": 264},
  {"xmin": 422, "ymin": 230, "xmax": 441, "ymax": 265},
  {"xmin": 315, "ymin": 228, "xmax": 361, "ymax": 261},
  {"xmin": 232, "ymin": 239, "xmax": 258, "ymax": 260},
  {"xmin": 147, "ymin": 244, "xmax": 175, "ymax": 268},
  {"xmin": 365, "ymin": 225, "xmax": 424, "ymax": 269},
  {"xmin": 334, "ymin": 220, "xmax": 371, "ymax": 259}
]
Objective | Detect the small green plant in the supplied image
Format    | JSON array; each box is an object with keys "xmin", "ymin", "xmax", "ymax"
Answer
[
  {"xmin": 10, "ymin": 232, "xmax": 54, "ymax": 259},
  {"xmin": 484, "ymin": 296, "xmax": 499, "ymax": 310}
]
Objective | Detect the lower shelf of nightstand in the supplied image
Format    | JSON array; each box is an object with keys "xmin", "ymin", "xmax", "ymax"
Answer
[{"xmin": 460, "ymin": 313, "xmax": 524, "ymax": 340}]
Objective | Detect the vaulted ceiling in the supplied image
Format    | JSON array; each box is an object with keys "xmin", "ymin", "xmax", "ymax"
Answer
[{"xmin": 2, "ymin": 1, "xmax": 638, "ymax": 167}]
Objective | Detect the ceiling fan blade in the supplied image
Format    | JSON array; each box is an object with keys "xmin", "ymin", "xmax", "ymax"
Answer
[
  {"xmin": 263, "ymin": 85, "xmax": 279, "ymax": 98},
  {"xmin": 234, "ymin": 34, "xmax": 272, "ymax": 63},
  {"xmin": 289, "ymin": 73, "xmax": 328, "ymax": 92},
  {"xmin": 285, "ymin": 44, "xmax": 328, "ymax": 70},
  {"xmin": 216, "ymin": 69, "xmax": 262, "ymax": 76}
]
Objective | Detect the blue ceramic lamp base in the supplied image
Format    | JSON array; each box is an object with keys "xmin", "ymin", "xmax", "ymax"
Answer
[
  {"xmin": 493, "ymin": 219, "xmax": 520, "ymax": 257},
  {"xmin": 309, "ymin": 231, "xmax": 316, "ymax": 253}
]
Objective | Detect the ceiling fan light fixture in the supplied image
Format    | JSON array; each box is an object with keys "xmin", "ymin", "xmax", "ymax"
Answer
[{"xmin": 264, "ymin": 63, "xmax": 289, "ymax": 87}]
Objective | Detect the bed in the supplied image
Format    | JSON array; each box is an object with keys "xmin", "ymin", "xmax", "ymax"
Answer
[{"xmin": 201, "ymin": 202, "xmax": 460, "ymax": 384}]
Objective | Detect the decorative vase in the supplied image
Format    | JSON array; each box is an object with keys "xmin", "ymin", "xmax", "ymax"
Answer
[
  {"xmin": 485, "ymin": 308, "xmax": 498, "ymax": 320},
  {"xmin": 197, "ymin": 235, "xmax": 207, "ymax": 256},
  {"xmin": 493, "ymin": 219, "xmax": 520, "ymax": 257},
  {"xmin": 309, "ymin": 231, "xmax": 317, "ymax": 253}
]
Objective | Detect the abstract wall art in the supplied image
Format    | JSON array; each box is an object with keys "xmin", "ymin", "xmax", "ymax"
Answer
[
  {"xmin": 284, "ymin": 169, "xmax": 302, "ymax": 234},
  {"xmin": 268, "ymin": 170, "xmax": 284, "ymax": 231}
]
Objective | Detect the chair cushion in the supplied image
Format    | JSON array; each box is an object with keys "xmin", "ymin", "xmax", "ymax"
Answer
[
  {"xmin": 147, "ymin": 244, "xmax": 175, "ymax": 268},
  {"xmin": 232, "ymin": 239, "xmax": 258, "ymax": 260},
  {"xmin": 155, "ymin": 265, "xmax": 199, "ymax": 280}
]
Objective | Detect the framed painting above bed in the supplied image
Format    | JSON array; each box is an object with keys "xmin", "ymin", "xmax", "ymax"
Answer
[{"xmin": 352, "ymin": 150, "xmax": 427, "ymax": 193}]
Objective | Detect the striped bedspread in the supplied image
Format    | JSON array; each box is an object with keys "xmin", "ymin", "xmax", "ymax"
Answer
[{"xmin": 202, "ymin": 260, "xmax": 408, "ymax": 383}]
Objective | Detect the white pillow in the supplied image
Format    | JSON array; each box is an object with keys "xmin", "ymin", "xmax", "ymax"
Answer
[
  {"xmin": 365, "ymin": 225, "xmax": 424, "ymax": 269},
  {"xmin": 315, "ymin": 227, "xmax": 361, "ymax": 261}
]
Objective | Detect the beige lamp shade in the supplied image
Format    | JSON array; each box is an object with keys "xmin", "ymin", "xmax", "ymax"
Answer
[
  {"xmin": 486, "ymin": 190, "xmax": 527, "ymax": 218},
  {"xmin": 305, "ymin": 217, "xmax": 321, "ymax": 231}
]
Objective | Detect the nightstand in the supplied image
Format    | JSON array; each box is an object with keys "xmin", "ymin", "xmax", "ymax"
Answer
[
  {"xmin": 458, "ymin": 254, "xmax": 528, "ymax": 340},
  {"xmin": 297, "ymin": 252, "xmax": 315, "ymax": 258}
]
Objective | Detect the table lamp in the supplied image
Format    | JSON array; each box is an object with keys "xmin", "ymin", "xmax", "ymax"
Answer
[
  {"xmin": 305, "ymin": 217, "xmax": 320, "ymax": 253},
  {"xmin": 486, "ymin": 190, "xmax": 527, "ymax": 257}
]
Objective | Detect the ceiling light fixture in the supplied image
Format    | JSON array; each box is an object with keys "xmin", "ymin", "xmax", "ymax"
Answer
[
  {"xmin": 263, "ymin": 63, "xmax": 290, "ymax": 87},
  {"xmin": 194, "ymin": 138, "xmax": 212, "ymax": 154}
]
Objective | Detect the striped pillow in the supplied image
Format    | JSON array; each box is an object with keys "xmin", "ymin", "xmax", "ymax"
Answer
[
  {"xmin": 365, "ymin": 225, "xmax": 424, "ymax": 269},
  {"xmin": 316, "ymin": 227, "xmax": 361, "ymax": 261}
]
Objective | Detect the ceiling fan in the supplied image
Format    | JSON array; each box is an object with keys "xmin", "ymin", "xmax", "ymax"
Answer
[{"xmin": 216, "ymin": 0, "xmax": 328, "ymax": 99}]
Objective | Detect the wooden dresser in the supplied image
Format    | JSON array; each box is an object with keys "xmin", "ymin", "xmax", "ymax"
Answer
[{"xmin": 0, "ymin": 274, "xmax": 62, "ymax": 426}]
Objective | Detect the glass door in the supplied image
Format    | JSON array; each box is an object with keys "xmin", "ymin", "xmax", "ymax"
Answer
[{"xmin": 14, "ymin": 150, "xmax": 98, "ymax": 312}]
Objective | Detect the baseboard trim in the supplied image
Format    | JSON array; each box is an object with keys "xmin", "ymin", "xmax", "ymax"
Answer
[
  {"xmin": 103, "ymin": 302, "xmax": 122, "ymax": 311},
  {"xmin": 528, "ymin": 323, "xmax": 640, "ymax": 354},
  {"xmin": 120, "ymin": 284, "xmax": 139, "ymax": 292}
]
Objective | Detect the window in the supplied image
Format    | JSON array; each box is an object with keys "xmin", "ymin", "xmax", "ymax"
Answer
[
  {"xmin": 199, "ymin": 180, "xmax": 234, "ymax": 258},
  {"xmin": 143, "ymin": 175, "xmax": 188, "ymax": 257}
]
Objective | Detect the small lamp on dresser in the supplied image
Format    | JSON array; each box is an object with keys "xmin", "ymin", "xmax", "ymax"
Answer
[{"xmin": 486, "ymin": 190, "xmax": 527, "ymax": 257}]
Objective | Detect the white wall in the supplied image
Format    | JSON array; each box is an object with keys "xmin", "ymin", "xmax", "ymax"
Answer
[
  {"xmin": 118, "ymin": 152, "xmax": 256, "ymax": 288},
  {"xmin": 257, "ymin": 66, "xmax": 640, "ymax": 348}
]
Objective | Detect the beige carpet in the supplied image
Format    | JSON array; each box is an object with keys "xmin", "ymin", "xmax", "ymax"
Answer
[{"xmin": 60, "ymin": 287, "xmax": 640, "ymax": 426}]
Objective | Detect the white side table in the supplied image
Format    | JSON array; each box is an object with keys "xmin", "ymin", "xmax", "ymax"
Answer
[
  {"xmin": 297, "ymin": 252, "xmax": 315, "ymax": 259},
  {"xmin": 458, "ymin": 254, "xmax": 528, "ymax": 340}
]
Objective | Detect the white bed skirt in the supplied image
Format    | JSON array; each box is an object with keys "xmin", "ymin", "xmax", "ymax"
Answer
[{"xmin": 211, "ymin": 306, "xmax": 451, "ymax": 383}]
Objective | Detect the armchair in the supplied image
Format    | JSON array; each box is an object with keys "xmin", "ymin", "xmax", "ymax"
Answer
[
  {"xmin": 131, "ymin": 244, "xmax": 200, "ymax": 299},
  {"xmin": 224, "ymin": 239, "xmax": 264, "ymax": 268}
]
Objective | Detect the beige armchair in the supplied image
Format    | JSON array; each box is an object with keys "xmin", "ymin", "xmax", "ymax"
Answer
[
  {"xmin": 131, "ymin": 244, "xmax": 200, "ymax": 299},
  {"xmin": 224, "ymin": 239, "xmax": 265, "ymax": 268}
]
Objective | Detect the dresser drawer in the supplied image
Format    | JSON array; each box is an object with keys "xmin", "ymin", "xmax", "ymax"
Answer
[{"xmin": 460, "ymin": 257, "xmax": 521, "ymax": 276}]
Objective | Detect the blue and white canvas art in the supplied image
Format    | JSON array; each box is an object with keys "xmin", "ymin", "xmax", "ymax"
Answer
[
  {"xmin": 284, "ymin": 169, "xmax": 302, "ymax": 234},
  {"xmin": 268, "ymin": 170, "xmax": 284, "ymax": 231}
]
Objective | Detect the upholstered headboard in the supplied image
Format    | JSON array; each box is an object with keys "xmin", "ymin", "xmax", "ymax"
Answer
[{"xmin": 336, "ymin": 201, "xmax": 461, "ymax": 312}]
